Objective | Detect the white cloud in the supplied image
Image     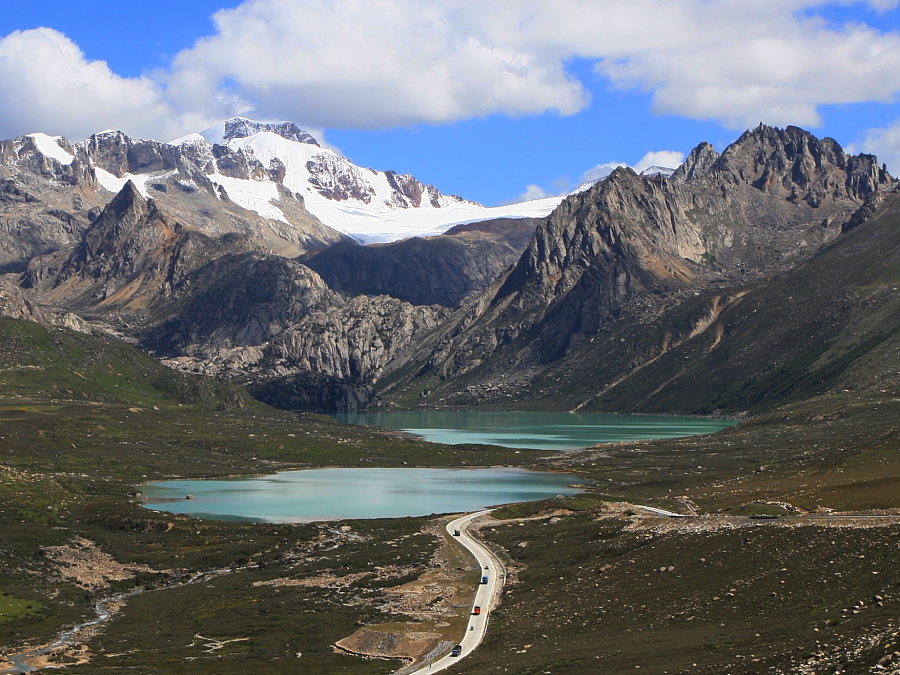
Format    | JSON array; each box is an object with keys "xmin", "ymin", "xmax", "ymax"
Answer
[
  {"xmin": 0, "ymin": 28, "xmax": 205, "ymax": 140},
  {"xmin": 855, "ymin": 119, "xmax": 900, "ymax": 174},
  {"xmin": 164, "ymin": 0, "xmax": 900, "ymax": 131},
  {"xmin": 167, "ymin": 0, "xmax": 588, "ymax": 129},
  {"xmin": 580, "ymin": 162, "xmax": 627, "ymax": 184},
  {"xmin": 4, "ymin": 2, "xmax": 900, "ymax": 138},
  {"xmin": 580, "ymin": 150, "xmax": 684, "ymax": 185},
  {"xmin": 518, "ymin": 184, "xmax": 554, "ymax": 202},
  {"xmin": 633, "ymin": 150, "xmax": 685, "ymax": 174},
  {"xmin": 867, "ymin": 0, "xmax": 900, "ymax": 10},
  {"xmin": 525, "ymin": 149, "xmax": 685, "ymax": 201}
]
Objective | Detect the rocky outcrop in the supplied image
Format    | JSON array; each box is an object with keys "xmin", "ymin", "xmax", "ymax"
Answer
[
  {"xmin": 382, "ymin": 171, "xmax": 462, "ymax": 209},
  {"xmin": 147, "ymin": 253, "xmax": 343, "ymax": 352},
  {"xmin": 150, "ymin": 257, "xmax": 448, "ymax": 383},
  {"xmin": 304, "ymin": 217, "xmax": 541, "ymax": 307},
  {"xmin": 144, "ymin": 251, "xmax": 448, "ymax": 411},
  {"xmin": 0, "ymin": 274, "xmax": 90, "ymax": 333},
  {"xmin": 382, "ymin": 125, "xmax": 895, "ymax": 406},
  {"xmin": 306, "ymin": 153, "xmax": 378, "ymax": 203}
]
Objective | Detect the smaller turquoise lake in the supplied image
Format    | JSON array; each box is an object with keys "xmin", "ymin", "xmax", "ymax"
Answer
[
  {"xmin": 141, "ymin": 467, "xmax": 583, "ymax": 522},
  {"xmin": 334, "ymin": 410, "xmax": 736, "ymax": 451}
]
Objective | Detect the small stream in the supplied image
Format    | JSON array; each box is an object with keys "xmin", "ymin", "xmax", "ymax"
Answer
[
  {"xmin": 1, "ymin": 591, "xmax": 138, "ymax": 674},
  {"xmin": 1, "ymin": 564, "xmax": 252, "ymax": 674}
]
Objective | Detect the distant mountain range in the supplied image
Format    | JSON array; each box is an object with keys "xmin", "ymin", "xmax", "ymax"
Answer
[
  {"xmin": 1, "ymin": 116, "xmax": 562, "ymax": 261},
  {"xmin": 2, "ymin": 121, "xmax": 897, "ymax": 413}
]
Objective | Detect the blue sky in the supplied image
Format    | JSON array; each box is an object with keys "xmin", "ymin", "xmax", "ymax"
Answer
[{"xmin": 2, "ymin": 1, "xmax": 900, "ymax": 205}]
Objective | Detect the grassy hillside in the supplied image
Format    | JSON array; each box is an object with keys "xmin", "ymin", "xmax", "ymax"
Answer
[
  {"xmin": 0, "ymin": 317, "xmax": 258, "ymax": 410},
  {"xmin": 0, "ymin": 318, "xmax": 898, "ymax": 674}
]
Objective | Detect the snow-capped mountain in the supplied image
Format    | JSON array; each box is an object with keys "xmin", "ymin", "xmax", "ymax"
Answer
[
  {"xmin": 6, "ymin": 117, "xmax": 563, "ymax": 248},
  {"xmin": 174, "ymin": 117, "xmax": 562, "ymax": 243},
  {"xmin": 202, "ymin": 117, "xmax": 320, "ymax": 146}
]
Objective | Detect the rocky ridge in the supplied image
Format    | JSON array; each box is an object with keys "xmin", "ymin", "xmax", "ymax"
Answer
[
  {"xmin": 145, "ymin": 253, "xmax": 449, "ymax": 409},
  {"xmin": 381, "ymin": 125, "xmax": 896, "ymax": 409},
  {"xmin": 22, "ymin": 181, "xmax": 254, "ymax": 318},
  {"xmin": 4, "ymin": 123, "xmax": 897, "ymax": 413}
]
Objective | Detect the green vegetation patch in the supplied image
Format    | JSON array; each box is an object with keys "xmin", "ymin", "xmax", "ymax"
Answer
[{"xmin": 0, "ymin": 592, "xmax": 42, "ymax": 623}]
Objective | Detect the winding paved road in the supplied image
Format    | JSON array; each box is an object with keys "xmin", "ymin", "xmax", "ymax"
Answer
[{"xmin": 408, "ymin": 509, "xmax": 503, "ymax": 674}]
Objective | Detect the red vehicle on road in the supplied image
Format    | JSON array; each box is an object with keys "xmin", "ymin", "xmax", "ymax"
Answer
[{"xmin": 473, "ymin": 606, "xmax": 481, "ymax": 615}]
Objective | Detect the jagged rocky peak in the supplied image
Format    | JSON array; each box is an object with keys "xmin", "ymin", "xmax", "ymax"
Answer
[
  {"xmin": 76, "ymin": 130, "xmax": 179, "ymax": 178},
  {"xmin": 709, "ymin": 124, "xmax": 892, "ymax": 198},
  {"xmin": 384, "ymin": 171, "xmax": 456, "ymax": 208},
  {"xmin": 672, "ymin": 142, "xmax": 719, "ymax": 182},
  {"xmin": 62, "ymin": 180, "xmax": 166, "ymax": 271},
  {"xmin": 219, "ymin": 117, "xmax": 320, "ymax": 146}
]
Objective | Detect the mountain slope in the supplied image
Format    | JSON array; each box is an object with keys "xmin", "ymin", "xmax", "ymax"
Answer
[
  {"xmin": 144, "ymin": 252, "xmax": 450, "ymax": 410},
  {"xmin": 381, "ymin": 125, "xmax": 896, "ymax": 410},
  {"xmin": 573, "ymin": 190, "xmax": 900, "ymax": 413},
  {"xmin": 16, "ymin": 180, "xmax": 449, "ymax": 411},
  {"xmin": 22, "ymin": 181, "xmax": 253, "ymax": 316},
  {"xmin": 304, "ymin": 217, "xmax": 542, "ymax": 307}
]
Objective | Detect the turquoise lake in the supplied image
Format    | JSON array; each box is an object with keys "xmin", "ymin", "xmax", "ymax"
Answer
[
  {"xmin": 141, "ymin": 467, "xmax": 584, "ymax": 522},
  {"xmin": 334, "ymin": 410, "xmax": 736, "ymax": 451}
]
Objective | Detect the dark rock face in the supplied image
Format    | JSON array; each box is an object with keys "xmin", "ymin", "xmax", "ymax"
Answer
[
  {"xmin": 147, "ymin": 253, "xmax": 343, "ymax": 352},
  {"xmin": 383, "ymin": 125, "xmax": 895, "ymax": 408},
  {"xmin": 148, "ymin": 254, "xmax": 448, "ymax": 386},
  {"xmin": 249, "ymin": 372, "xmax": 377, "ymax": 413},
  {"xmin": 304, "ymin": 217, "xmax": 541, "ymax": 307}
]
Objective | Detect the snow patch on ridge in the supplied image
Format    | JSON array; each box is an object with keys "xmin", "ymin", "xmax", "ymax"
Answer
[
  {"xmin": 94, "ymin": 168, "xmax": 151, "ymax": 199},
  {"xmin": 27, "ymin": 133, "xmax": 74, "ymax": 165},
  {"xmin": 27, "ymin": 117, "xmax": 565, "ymax": 243},
  {"xmin": 208, "ymin": 173, "xmax": 289, "ymax": 224}
]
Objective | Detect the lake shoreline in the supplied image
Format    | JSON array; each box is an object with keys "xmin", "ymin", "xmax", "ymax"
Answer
[{"xmin": 140, "ymin": 467, "xmax": 585, "ymax": 523}]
